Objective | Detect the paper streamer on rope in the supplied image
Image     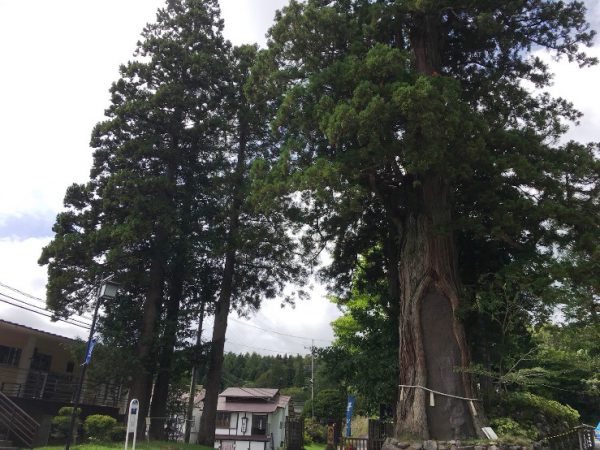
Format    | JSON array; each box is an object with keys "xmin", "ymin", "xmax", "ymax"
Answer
[{"xmin": 397, "ymin": 384, "xmax": 482, "ymax": 409}]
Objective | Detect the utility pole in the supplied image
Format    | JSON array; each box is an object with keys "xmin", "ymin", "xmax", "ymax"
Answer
[
  {"xmin": 65, "ymin": 276, "xmax": 118, "ymax": 450},
  {"xmin": 311, "ymin": 339, "xmax": 315, "ymax": 418},
  {"xmin": 184, "ymin": 301, "xmax": 205, "ymax": 443},
  {"xmin": 304, "ymin": 339, "xmax": 315, "ymax": 418}
]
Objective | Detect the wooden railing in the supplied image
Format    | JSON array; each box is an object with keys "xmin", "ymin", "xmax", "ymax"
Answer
[
  {"xmin": 0, "ymin": 390, "xmax": 40, "ymax": 448},
  {"xmin": 338, "ymin": 420, "xmax": 392, "ymax": 450}
]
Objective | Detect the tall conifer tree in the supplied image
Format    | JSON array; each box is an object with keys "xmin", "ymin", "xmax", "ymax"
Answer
[
  {"xmin": 252, "ymin": 0, "xmax": 598, "ymax": 439},
  {"xmin": 197, "ymin": 43, "xmax": 307, "ymax": 446},
  {"xmin": 40, "ymin": 0, "xmax": 230, "ymax": 433}
]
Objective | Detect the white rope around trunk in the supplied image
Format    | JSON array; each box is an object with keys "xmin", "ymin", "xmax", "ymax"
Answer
[{"xmin": 398, "ymin": 384, "xmax": 481, "ymax": 416}]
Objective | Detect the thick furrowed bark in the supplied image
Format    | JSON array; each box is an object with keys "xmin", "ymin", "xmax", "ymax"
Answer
[
  {"xmin": 394, "ymin": 176, "xmax": 484, "ymax": 440},
  {"xmin": 391, "ymin": 10, "xmax": 487, "ymax": 440}
]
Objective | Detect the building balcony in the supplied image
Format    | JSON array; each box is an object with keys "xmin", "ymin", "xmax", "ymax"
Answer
[{"xmin": 0, "ymin": 365, "xmax": 126, "ymax": 409}]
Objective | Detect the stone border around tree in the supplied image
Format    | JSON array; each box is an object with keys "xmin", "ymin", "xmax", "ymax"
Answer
[{"xmin": 382, "ymin": 437, "xmax": 548, "ymax": 450}]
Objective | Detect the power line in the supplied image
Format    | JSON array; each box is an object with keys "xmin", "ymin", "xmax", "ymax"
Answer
[
  {"xmin": 0, "ymin": 291, "xmax": 92, "ymax": 328},
  {"xmin": 0, "ymin": 296, "xmax": 90, "ymax": 330},
  {"xmin": 229, "ymin": 317, "xmax": 332, "ymax": 344},
  {"xmin": 0, "ymin": 280, "xmax": 48, "ymax": 303},
  {"xmin": 0, "ymin": 280, "xmax": 95, "ymax": 321},
  {"xmin": 225, "ymin": 339, "xmax": 286, "ymax": 355}
]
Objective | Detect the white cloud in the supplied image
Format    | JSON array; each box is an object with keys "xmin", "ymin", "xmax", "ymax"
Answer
[
  {"xmin": 535, "ymin": 46, "xmax": 600, "ymax": 144},
  {"xmin": 0, "ymin": 236, "xmax": 88, "ymax": 339},
  {"xmin": 220, "ymin": 0, "xmax": 289, "ymax": 46},
  {"xmin": 223, "ymin": 281, "xmax": 340, "ymax": 356}
]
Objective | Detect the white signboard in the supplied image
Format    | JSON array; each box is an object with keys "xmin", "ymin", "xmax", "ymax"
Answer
[
  {"xmin": 482, "ymin": 427, "xmax": 498, "ymax": 440},
  {"xmin": 125, "ymin": 399, "xmax": 139, "ymax": 450}
]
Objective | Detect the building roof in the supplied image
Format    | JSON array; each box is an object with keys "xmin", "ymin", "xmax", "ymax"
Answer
[
  {"xmin": 220, "ymin": 387, "xmax": 279, "ymax": 399},
  {"xmin": 277, "ymin": 395, "xmax": 291, "ymax": 408},
  {"xmin": 216, "ymin": 387, "xmax": 291, "ymax": 413},
  {"xmin": 217, "ymin": 398, "xmax": 280, "ymax": 413},
  {"xmin": 0, "ymin": 319, "xmax": 76, "ymax": 342}
]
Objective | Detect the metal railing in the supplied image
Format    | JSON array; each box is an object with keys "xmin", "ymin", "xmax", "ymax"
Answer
[
  {"xmin": 0, "ymin": 390, "xmax": 40, "ymax": 448},
  {"xmin": 0, "ymin": 366, "xmax": 126, "ymax": 409}
]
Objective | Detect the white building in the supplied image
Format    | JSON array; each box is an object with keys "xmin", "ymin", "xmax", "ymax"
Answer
[{"xmin": 214, "ymin": 387, "xmax": 291, "ymax": 450}]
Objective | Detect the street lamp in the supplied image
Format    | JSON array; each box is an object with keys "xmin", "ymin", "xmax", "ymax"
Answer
[{"xmin": 65, "ymin": 276, "xmax": 119, "ymax": 450}]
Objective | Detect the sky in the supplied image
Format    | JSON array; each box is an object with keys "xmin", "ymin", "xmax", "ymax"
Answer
[{"xmin": 0, "ymin": 1, "xmax": 599, "ymax": 356}]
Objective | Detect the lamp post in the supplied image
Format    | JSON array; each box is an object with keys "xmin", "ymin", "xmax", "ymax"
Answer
[{"xmin": 65, "ymin": 276, "xmax": 119, "ymax": 450}]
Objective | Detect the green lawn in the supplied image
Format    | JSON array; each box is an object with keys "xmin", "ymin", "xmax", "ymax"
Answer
[
  {"xmin": 304, "ymin": 443, "xmax": 326, "ymax": 450},
  {"xmin": 37, "ymin": 442, "xmax": 327, "ymax": 450},
  {"xmin": 36, "ymin": 442, "xmax": 215, "ymax": 450}
]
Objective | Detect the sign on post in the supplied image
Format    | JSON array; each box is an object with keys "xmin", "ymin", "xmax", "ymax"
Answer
[{"xmin": 125, "ymin": 399, "xmax": 139, "ymax": 450}]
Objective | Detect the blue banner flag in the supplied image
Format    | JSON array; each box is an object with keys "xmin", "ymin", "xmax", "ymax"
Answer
[
  {"xmin": 345, "ymin": 395, "xmax": 356, "ymax": 437},
  {"xmin": 84, "ymin": 338, "xmax": 97, "ymax": 365}
]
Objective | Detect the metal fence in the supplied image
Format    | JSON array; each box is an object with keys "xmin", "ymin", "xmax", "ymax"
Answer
[{"xmin": 0, "ymin": 366, "xmax": 126, "ymax": 409}]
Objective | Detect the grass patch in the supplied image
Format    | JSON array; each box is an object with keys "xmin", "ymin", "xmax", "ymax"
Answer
[
  {"xmin": 36, "ymin": 442, "xmax": 215, "ymax": 450},
  {"xmin": 304, "ymin": 443, "xmax": 326, "ymax": 450}
]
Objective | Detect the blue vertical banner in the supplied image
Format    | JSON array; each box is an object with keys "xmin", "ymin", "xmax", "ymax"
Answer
[
  {"xmin": 345, "ymin": 395, "xmax": 356, "ymax": 437},
  {"xmin": 84, "ymin": 338, "xmax": 97, "ymax": 365}
]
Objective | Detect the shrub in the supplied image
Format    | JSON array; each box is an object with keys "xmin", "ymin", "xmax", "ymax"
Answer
[
  {"xmin": 84, "ymin": 414, "xmax": 117, "ymax": 442},
  {"xmin": 109, "ymin": 425, "xmax": 127, "ymax": 442},
  {"xmin": 51, "ymin": 407, "xmax": 81, "ymax": 439},
  {"xmin": 490, "ymin": 417, "xmax": 536, "ymax": 440},
  {"xmin": 304, "ymin": 417, "xmax": 326, "ymax": 444},
  {"xmin": 488, "ymin": 391, "xmax": 580, "ymax": 439}
]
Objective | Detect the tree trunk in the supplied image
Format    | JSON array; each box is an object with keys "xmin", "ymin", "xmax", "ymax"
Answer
[
  {"xmin": 198, "ymin": 114, "xmax": 248, "ymax": 447},
  {"xmin": 129, "ymin": 253, "xmax": 164, "ymax": 436},
  {"xmin": 391, "ymin": 11, "xmax": 485, "ymax": 440},
  {"xmin": 394, "ymin": 175, "xmax": 484, "ymax": 440},
  {"xmin": 184, "ymin": 300, "xmax": 206, "ymax": 443},
  {"xmin": 196, "ymin": 264, "xmax": 234, "ymax": 446},
  {"xmin": 148, "ymin": 273, "xmax": 183, "ymax": 440}
]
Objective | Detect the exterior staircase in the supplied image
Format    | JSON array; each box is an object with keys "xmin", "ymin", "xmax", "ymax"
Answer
[
  {"xmin": 0, "ymin": 391, "xmax": 40, "ymax": 448},
  {"xmin": 0, "ymin": 438, "xmax": 19, "ymax": 450}
]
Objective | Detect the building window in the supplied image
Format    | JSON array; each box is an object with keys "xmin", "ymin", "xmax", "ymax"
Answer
[
  {"xmin": 30, "ymin": 350, "xmax": 52, "ymax": 371},
  {"xmin": 216, "ymin": 412, "xmax": 231, "ymax": 428},
  {"xmin": 252, "ymin": 414, "xmax": 267, "ymax": 435},
  {"xmin": 0, "ymin": 345, "xmax": 21, "ymax": 366},
  {"xmin": 66, "ymin": 361, "xmax": 75, "ymax": 373}
]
